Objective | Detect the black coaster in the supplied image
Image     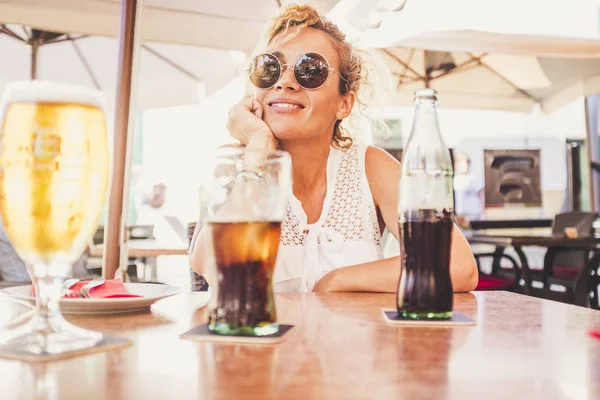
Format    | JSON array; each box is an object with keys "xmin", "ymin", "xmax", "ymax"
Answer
[
  {"xmin": 382, "ymin": 309, "xmax": 475, "ymax": 327},
  {"xmin": 181, "ymin": 324, "xmax": 295, "ymax": 345},
  {"xmin": 0, "ymin": 336, "xmax": 132, "ymax": 363}
]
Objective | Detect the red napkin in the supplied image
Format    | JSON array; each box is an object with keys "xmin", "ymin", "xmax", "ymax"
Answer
[
  {"xmin": 32, "ymin": 279, "xmax": 141, "ymax": 299},
  {"xmin": 589, "ymin": 331, "xmax": 600, "ymax": 340}
]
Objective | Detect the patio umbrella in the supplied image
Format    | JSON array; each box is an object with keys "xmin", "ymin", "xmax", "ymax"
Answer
[
  {"xmin": 357, "ymin": 0, "xmax": 600, "ymax": 112},
  {"xmin": 0, "ymin": 25, "xmax": 241, "ymax": 111},
  {"xmin": 376, "ymin": 46, "xmax": 600, "ymax": 112},
  {"xmin": 0, "ymin": 0, "xmax": 340, "ymax": 51}
]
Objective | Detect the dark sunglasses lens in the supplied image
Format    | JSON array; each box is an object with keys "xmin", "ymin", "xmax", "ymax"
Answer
[
  {"xmin": 249, "ymin": 54, "xmax": 280, "ymax": 89},
  {"xmin": 294, "ymin": 53, "xmax": 329, "ymax": 89}
]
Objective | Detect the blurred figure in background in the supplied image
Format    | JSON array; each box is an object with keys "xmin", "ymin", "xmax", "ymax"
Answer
[{"xmin": 453, "ymin": 151, "xmax": 485, "ymax": 228}]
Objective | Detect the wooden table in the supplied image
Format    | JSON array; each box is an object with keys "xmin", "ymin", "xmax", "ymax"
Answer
[
  {"xmin": 1, "ymin": 291, "xmax": 600, "ymax": 399},
  {"xmin": 89, "ymin": 239, "xmax": 189, "ymax": 258},
  {"xmin": 467, "ymin": 233, "xmax": 600, "ymax": 304}
]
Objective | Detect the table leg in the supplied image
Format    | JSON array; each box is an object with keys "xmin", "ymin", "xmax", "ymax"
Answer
[
  {"xmin": 149, "ymin": 257, "xmax": 158, "ymax": 281},
  {"xmin": 491, "ymin": 246, "xmax": 506, "ymax": 275},
  {"xmin": 541, "ymin": 247, "xmax": 559, "ymax": 289},
  {"xmin": 514, "ymin": 246, "xmax": 532, "ymax": 295}
]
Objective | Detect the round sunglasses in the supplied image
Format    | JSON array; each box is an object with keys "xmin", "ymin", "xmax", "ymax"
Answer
[{"xmin": 248, "ymin": 52, "xmax": 349, "ymax": 90}]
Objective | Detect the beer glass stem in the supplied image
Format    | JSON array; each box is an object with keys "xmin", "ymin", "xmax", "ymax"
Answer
[{"xmin": 32, "ymin": 274, "xmax": 64, "ymax": 332}]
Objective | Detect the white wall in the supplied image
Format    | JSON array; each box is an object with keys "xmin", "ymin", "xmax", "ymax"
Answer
[
  {"xmin": 376, "ymin": 97, "xmax": 586, "ymax": 147},
  {"xmin": 530, "ymin": 98, "xmax": 588, "ymax": 139}
]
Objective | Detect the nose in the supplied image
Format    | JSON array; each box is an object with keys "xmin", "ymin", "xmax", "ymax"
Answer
[{"xmin": 275, "ymin": 64, "xmax": 300, "ymax": 91}]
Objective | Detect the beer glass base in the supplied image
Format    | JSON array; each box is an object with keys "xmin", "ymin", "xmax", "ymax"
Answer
[
  {"xmin": 398, "ymin": 311, "xmax": 452, "ymax": 320},
  {"xmin": 0, "ymin": 314, "xmax": 103, "ymax": 355},
  {"xmin": 209, "ymin": 322, "xmax": 279, "ymax": 337}
]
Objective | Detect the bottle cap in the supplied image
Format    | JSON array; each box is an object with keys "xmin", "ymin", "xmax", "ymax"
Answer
[{"xmin": 414, "ymin": 89, "xmax": 438, "ymax": 102}]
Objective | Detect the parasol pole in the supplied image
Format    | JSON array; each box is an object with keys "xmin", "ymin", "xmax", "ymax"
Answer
[
  {"xmin": 30, "ymin": 41, "xmax": 38, "ymax": 79},
  {"xmin": 102, "ymin": 0, "xmax": 143, "ymax": 279}
]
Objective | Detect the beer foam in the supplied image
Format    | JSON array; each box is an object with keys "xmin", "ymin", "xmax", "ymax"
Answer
[{"xmin": 1, "ymin": 81, "xmax": 105, "ymax": 108}]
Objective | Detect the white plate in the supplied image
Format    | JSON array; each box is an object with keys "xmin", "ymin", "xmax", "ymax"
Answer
[{"xmin": 0, "ymin": 283, "xmax": 183, "ymax": 315}]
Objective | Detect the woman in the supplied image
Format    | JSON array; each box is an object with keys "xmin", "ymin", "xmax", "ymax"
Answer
[{"xmin": 190, "ymin": 4, "xmax": 478, "ymax": 293}]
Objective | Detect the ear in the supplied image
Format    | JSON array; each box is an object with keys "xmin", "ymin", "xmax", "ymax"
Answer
[{"xmin": 335, "ymin": 90, "xmax": 356, "ymax": 120}]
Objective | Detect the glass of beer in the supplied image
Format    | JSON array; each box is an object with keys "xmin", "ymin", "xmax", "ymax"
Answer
[
  {"xmin": 0, "ymin": 81, "xmax": 109, "ymax": 354},
  {"xmin": 204, "ymin": 147, "xmax": 291, "ymax": 336}
]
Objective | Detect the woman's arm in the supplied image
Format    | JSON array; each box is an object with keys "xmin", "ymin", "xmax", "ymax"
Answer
[
  {"xmin": 188, "ymin": 221, "xmax": 215, "ymax": 286},
  {"xmin": 314, "ymin": 224, "xmax": 477, "ymax": 293},
  {"xmin": 314, "ymin": 146, "xmax": 478, "ymax": 293},
  {"xmin": 189, "ymin": 95, "xmax": 277, "ymax": 282}
]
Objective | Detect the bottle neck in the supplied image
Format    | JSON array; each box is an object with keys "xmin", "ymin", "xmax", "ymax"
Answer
[{"xmin": 410, "ymin": 100, "xmax": 442, "ymax": 140}]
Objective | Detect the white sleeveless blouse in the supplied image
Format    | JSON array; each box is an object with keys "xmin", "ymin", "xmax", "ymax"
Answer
[{"xmin": 274, "ymin": 142, "xmax": 384, "ymax": 292}]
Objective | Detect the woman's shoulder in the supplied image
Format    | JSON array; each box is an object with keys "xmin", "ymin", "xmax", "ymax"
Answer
[
  {"xmin": 364, "ymin": 145, "xmax": 401, "ymax": 207},
  {"xmin": 335, "ymin": 142, "xmax": 400, "ymax": 174},
  {"xmin": 364, "ymin": 145, "xmax": 401, "ymax": 173}
]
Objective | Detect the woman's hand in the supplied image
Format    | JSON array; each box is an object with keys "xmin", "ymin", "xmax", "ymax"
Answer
[{"xmin": 227, "ymin": 95, "xmax": 278, "ymax": 150}]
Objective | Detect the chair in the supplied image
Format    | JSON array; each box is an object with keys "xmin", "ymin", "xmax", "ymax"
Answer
[
  {"xmin": 127, "ymin": 225, "xmax": 156, "ymax": 281},
  {"xmin": 528, "ymin": 212, "xmax": 596, "ymax": 302},
  {"xmin": 473, "ymin": 212, "xmax": 597, "ymax": 296},
  {"xmin": 474, "ymin": 246, "xmax": 522, "ymax": 291},
  {"xmin": 86, "ymin": 225, "xmax": 156, "ymax": 281},
  {"xmin": 188, "ymin": 222, "xmax": 209, "ymax": 291},
  {"xmin": 573, "ymin": 252, "xmax": 600, "ymax": 309}
]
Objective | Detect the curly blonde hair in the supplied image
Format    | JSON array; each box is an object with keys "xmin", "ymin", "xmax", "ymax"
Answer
[{"xmin": 259, "ymin": 4, "xmax": 364, "ymax": 148}]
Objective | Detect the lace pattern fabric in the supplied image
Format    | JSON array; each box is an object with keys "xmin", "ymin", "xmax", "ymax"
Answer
[
  {"xmin": 281, "ymin": 205, "xmax": 305, "ymax": 246},
  {"xmin": 280, "ymin": 143, "xmax": 381, "ymax": 247},
  {"xmin": 323, "ymin": 144, "xmax": 381, "ymax": 245}
]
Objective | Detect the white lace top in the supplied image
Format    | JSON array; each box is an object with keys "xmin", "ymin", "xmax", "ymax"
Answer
[{"xmin": 274, "ymin": 142, "xmax": 384, "ymax": 292}]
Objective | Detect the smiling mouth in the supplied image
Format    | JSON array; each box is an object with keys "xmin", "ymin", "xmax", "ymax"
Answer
[{"xmin": 268, "ymin": 102, "xmax": 304, "ymax": 109}]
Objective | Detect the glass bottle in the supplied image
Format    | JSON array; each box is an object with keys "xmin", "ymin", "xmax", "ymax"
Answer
[{"xmin": 397, "ymin": 89, "xmax": 454, "ymax": 320}]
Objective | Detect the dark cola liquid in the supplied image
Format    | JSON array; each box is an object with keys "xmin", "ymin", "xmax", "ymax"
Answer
[
  {"xmin": 208, "ymin": 221, "xmax": 281, "ymax": 336},
  {"xmin": 397, "ymin": 209, "xmax": 453, "ymax": 319}
]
